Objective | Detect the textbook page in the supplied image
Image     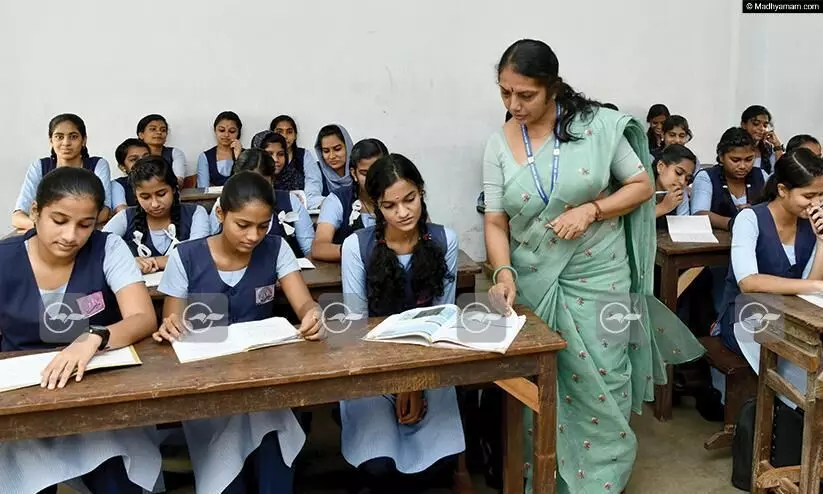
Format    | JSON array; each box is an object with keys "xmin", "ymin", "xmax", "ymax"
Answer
[
  {"xmin": 171, "ymin": 317, "xmax": 301, "ymax": 363},
  {"xmin": 365, "ymin": 305, "xmax": 459, "ymax": 342},
  {"xmin": 798, "ymin": 292, "xmax": 823, "ymax": 309},
  {"xmin": 666, "ymin": 216, "xmax": 718, "ymax": 243}
]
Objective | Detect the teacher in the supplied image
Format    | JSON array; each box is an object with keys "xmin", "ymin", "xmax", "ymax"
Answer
[{"xmin": 482, "ymin": 39, "xmax": 705, "ymax": 493}]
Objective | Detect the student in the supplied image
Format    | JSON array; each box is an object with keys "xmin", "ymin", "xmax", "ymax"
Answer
[
  {"xmin": 111, "ymin": 138, "xmax": 150, "ymax": 213},
  {"xmin": 0, "ymin": 167, "xmax": 160, "ymax": 493},
  {"xmin": 715, "ymin": 148, "xmax": 823, "ymax": 356},
  {"xmin": 13, "ymin": 114, "xmax": 113, "ymax": 231},
  {"xmin": 652, "ymin": 115, "xmax": 699, "ymax": 165},
  {"xmin": 646, "ymin": 103, "xmax": 670, "ymax": 154},
  {"xmin": 741, "ymin": 105, "xmax": 784, "ymax": 174},
  {"xmin": 252, "ymin": 130, "xmax": 304, "ymax": 193},
  {"xmin": 786, "ymin": 134, "xmax": 822, "ymax": 157},
  {"xmin": 691, "ymin": 127, "xmax": 769, "ymax": 230},
  {"xmin": 136, "ymin": 114, "xmax": 187, "ymax": 184},
  {"xmin": 154, "ymin": 170, "xmax": 324, "ymax": 494},
  {"xmin": 209, "ymin": 148, "xmax": 314, "ymax": 258},
  {"xmin": 269, "ymin": 115, "xmax": 316, "ymax": 192},
  {"xmin": 104, "ymin": 156, "xmax": 210, "ymax": 274},
  {"xmin": 304, "ymin": 124, "xmax": 355, "ymax": 210},
  {"xmin": 197, "ymin": 111, "xmax": 243, "ymax": 188},
  {"xmin": 340, "ymin": 154, "xmax": 464, "ymax": 492},
  {"xmin": 312, "ymin": 138, "xmax": 388, "ymax": 262},
  {"xmin": 655, "ymin": 144, "xmax": 697, "ymax": 227}
]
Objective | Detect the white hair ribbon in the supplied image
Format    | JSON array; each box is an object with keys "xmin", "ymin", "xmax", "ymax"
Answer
[
  {"xmin": 349, "ymin": 199, "xmax": 362, "ymax": 226},
  {"xmin": 277, "ymin": 210, "xmax": 298, "ymax": 236},
  {"xmin": 132, "ymin": 231, "xmax": 153, "ymax": 258}
]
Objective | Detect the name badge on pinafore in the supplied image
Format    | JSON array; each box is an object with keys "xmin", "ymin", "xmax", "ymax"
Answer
[
  {"xmin": 255, "ymin": 284, "xmax": 276, "ymax": 305},
  {"xmin": 77, "ymin": 291, "xmax": 106, "ymax": 318}
]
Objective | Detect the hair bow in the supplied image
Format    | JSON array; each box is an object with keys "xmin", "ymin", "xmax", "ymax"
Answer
[
  {"xmin": 349, "ymin": 200, "xmax": 363, "ymax": 226},
  {"xmin": 163, "ymin": 224, "xmax": 180, "ymax": 251},
  {"xmin": 277, "ymin": 210, "xmax": 299, "ymax": 236},
  {"xmin": 132, "ymin": 231, "xmax": 153, "ymax": 258}
]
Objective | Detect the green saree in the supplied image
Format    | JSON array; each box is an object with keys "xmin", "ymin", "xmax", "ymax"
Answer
[{"xmin": 483, "ymin": 109, "xmax": 705, "ymax": 493}]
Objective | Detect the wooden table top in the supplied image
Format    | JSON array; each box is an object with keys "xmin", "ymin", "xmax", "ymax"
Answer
[
  {"xmin": 0, "ymin": 306, "xmax": 564, "ymax": 440},
  {"xmin": 149, "ymin": 249, "xmax": 482, "ymax": 299},
  {"xmin": 179, "ymin": 188, "xmax": 220, "ymax": 202},
  {"xmin": 656, "ymin": 229, "xmax": 731, "ymax": 256},
  {"xmin": 748, "ymin": 293, "xmax": 823, "ymax": 335}
]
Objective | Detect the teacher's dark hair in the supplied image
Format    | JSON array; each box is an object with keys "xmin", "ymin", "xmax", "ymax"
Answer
[
  {"xmin": 365, "ymin": 154, "xmax": 454, "ymax": 314},
  {"xmin": 232, "ymin": 148, "xmax": 276, "ymax": 180},
  {"xmin": 214, "ymin": 111, "xmax": 243, "ymax": 139},
  {"xmin": 220, "ymin": 170, "xmax": 275, "ymax": 214},
  {"xmin": 757, "ymin": 148, "xmax": 823, "ymax": 204},
  {"xmin": 786, "ymin": 134, "xmax": 820, "ymax": 155},
  {"xmin": 48, "ymin": 113, "xmax": 90, "ymax": 162},
  {"xmin": 497, "ymin": 39, "xmax": 599, "ymax": 143},
  {"xmin": 129, "ymin": 156, "xmax": 182, "ymax": 243},
  {"xmin": 35, "ymin": 166, "xmax": 105, "ymax": 212}
]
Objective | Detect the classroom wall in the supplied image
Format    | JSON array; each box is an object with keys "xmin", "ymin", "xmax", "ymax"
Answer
[{"xmin": 0, "ymin": 1, "xmax": 817, "ymax": 260}]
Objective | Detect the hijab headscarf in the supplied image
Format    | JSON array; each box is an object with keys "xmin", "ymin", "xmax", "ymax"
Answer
[{"xmin": 314, "ymin": 124, "xmax": 354, "ymax": 192}]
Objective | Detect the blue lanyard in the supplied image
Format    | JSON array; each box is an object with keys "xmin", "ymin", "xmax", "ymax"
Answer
[{"xmin": 520, "ymin": 102, "xmax": 561, "ymax": 205}]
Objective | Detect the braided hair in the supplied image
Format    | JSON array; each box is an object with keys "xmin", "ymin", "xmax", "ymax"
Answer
[
  {"xmin": 48, "ymin": 113, "xmax": 90, "ymax": 163},
  {"xmin": 756, "ymin": 148, "xmax": 823, "ymax": 205},
  {"xmin": 128, "ymin": 155, "xmax": 181, "ymax": 240},
  {"xmin": 365, "ymin": 154, "xmax": 454, "ymax": 314}
]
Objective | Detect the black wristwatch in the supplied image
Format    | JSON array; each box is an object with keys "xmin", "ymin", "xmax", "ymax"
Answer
[{"xmin": 88, "ymin": 325, "xmax": 110, "ymax": 351}]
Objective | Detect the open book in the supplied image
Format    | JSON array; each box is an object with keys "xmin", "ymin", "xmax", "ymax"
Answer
[
  {"xmin": 666, "ymin": 216, "xmax": 718, "ymax": 243},
  {"xmin": 798, "ymin": 292, "xmax": 823, "ymax": 309},
  {"xmin": 171, "ymin": 316, "xmax": 303, "ymax": 363},
  {"xmin": 206, "ymin": 186, "xmax": 223, "ymax": 195},
  {"xmin": 297, "ymin": 258, "xmax": 316, "ymax": 270},
  {"xmin": 0, "ymin": 346, "xmax": 141, "ymax": 393},
  {"xmin": 363, "ymin": 304, "xmax": 526, "ymax": 354},
  {"xmin": 143, "ymin": 271, "xmax": 164, "ymax": 287}
]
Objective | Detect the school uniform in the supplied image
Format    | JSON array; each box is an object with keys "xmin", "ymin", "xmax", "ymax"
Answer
[
  {"xmin": 207, "ymin": 191, "xmax": 314, "ymax": 258},
  {"xmin": 110, "ymin": 176, "xmax": 137, "ymax": 210},
  {"xmin": 305, "ymin": 125, "xmax": 354, "ymax": 210},
  {"xmin": 714, "ymin": 205, "xmax": 814, "ymax": 408},
  {"xmin": 14, "ymin": 157, "xmax": 112, "ymax": 215},
  {"xmin": 275, "ymin": 147, "xmax": 311, "ymax": 192},
  {"xmin": 753, "ymin": 144, "xmax": 777, "ymax": 174},
  {"xmin": 339, "ymin": 224, "xmax": 465, "ymax": 475},
  {"xmin": 196, "ymin": 147, "xmax": 233, "ymax": 188},
  {"xmin": 158, "ymin": 235, "xmax": 306, "ymax": 494},
  {"xmin": 103, "ymin": 204, "xmax": 210, "ymax": 258},
  {"xmin": 317, "ymin": 183, "xmax": 375, "ymax": 245},
  {"xmin": 161, "ymin": 146, "xmax": 187, "ymax": 179},
  {"xmin": 0, "ymin": 230, "xmax": 162, "ymax": 493},
  {"xmin": 690, "ymin": 164, "xmax": 770, "ymax": 313}
]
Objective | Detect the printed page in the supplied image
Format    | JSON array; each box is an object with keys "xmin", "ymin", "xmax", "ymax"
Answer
[
  {"xmin": 434, "ymin": 310, "xmax": 527, "ymax": 354},
  {"xmin": 206, "ymin": 186, "xmax": 224, "ymax": 194},
  {"xmin": 171, "ymin": 325, "xmax": 244, "ymax": 363},
  {"xmin": 798, "ymin": 292, "xmax": 823, "ymax": 309},
  {"xmin": 143, "ymin": 271, "xmax": 164, "ymax": 287},
  {"xmin": 297, "ymin": 258, "xmax": 316, "ymax": 270},
  {"xmin": 365, "ymin": 305, "xmax": 458, "ymax": 342},
  {"xmin": 236, "ymin": 317, "xmax": 302, "ymax": 350},
  {"xmin": 666, "ymin": 216, "xmax": 718, "ymax": 243}
]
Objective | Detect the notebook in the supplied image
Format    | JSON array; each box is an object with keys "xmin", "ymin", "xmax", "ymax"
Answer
[
  {"xmin": 0, "ymin": 346, "xmax": 142, "ymax": 393},
  {"xmin": 363, "ymin": 304, "xmax": 525, "ymax": 354},
  {"xmin": 206, "ymin": 186, "xmax": 223, "ymax": 195},
  {"xmin": 297, "ymin": 258, "xmax": 316, "ymax": 270},
  {"xmin": 666, "ymin": 215, "xmax": 719, "ymax": 243},
  {"xmin": 143, "ymin": 272, "xmax": 163, "ymax": 287},
  {"xmin": 170, "ymin": 316, "xmax": 303, "ymax": 363}
]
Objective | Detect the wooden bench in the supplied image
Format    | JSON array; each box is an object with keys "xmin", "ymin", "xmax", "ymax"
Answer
[{"xmin": 699, "ymin": 335, "xmax": 757, "ymax": 450}]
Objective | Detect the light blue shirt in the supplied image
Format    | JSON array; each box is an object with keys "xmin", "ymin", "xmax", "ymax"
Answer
[
  {"xmin": 196, "ymin": 152, "xmax": 233, "ymax": 188},
  {"xmin": 158, "ymin": 238, "xmax": 300, "ymax": 298},
  {"xmin": 208, "ymin": 194, "xmax": 315, "ymax": 256},
  {"xmin": 690, "ymin": 167, "xmax": 770, "ymax": 214},
  {"xmin": 168, "ymin": 147, "xmax": 187, "ymax": 179},
  {"xmin": 341, "ymin": 227, "xmax": 459, "ymax": 317},
  {"xmin": 110, "ymin": 179, "xmax": 127, "ymax": 210},
  {"xmin": 301, "ymin": 148, "xmax": 327, "ymax": 210},
  {"xmin": 731, "ymin": 207, "xmax": 817, "ymax": 283},
  {"xmin": 29, "ymin": 234, "xmax": 142, "ymax": 297},
  {"xmin": 14, "ymin": 158, "xmax": 112, "ymax": 214},
  {"xmin": 103, "ymin": 205, "xmax": 211, "ymax": 255},
  {"xmin": 317, "ymin": 192, "xmax": 376, "ymax": 231}
]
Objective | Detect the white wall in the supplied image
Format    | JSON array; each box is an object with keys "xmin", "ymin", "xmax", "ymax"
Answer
[{"xmin": 0, "ymin": 1, "xmax": 819, "ymax": 260}]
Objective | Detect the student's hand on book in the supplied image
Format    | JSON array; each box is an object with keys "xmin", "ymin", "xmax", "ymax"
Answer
[
  {"xmin": 230, "ymin": 140, "xmax": 243, "ymax": 159},
  {"xmin": 488, "ymin": 281, "xmax": 515, "ymax": 316},
  {"xmin": 547, "ymin": 204, "xmax": 595, "ymax": 240},
  {"xmin": 808, "ymin": 205, "xmax": 823, "ymax": 240},
  {"xmin": 40, "ymin": 332, "xmax": 101, "ymax": 390},
  {"xmin": 153, "ymin": 314, "xmax": 187, "ymax": 343},
  {"xmin": 396, "ymin": 391, "xmax": 427, "ymax": 425},
  {"xmin": 298, "ymin": 306, "xmax": 324, "ymax": 341},
  {"xmin": 136, "ymin": 257, "xmax": 160, "ymax": 274}
]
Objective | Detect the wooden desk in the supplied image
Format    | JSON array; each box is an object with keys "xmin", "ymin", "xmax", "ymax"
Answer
[
  {"xmin": 746, "ymin": 294, "xmax": 823, "ymax": 494},
  {"xmin": 653, "ymin": 229, "xmax": 731, "ymax": 421},
  {"xmin": 0, "ymin": 307, "xmax": 565, "ymax": 494},
  {"xmin": 149, "ymin": 249, "xmax": 482, "ymax": 301},
  {"xmin": 179, "ymin": 188, "xmax": 220, "ymax": 212}
]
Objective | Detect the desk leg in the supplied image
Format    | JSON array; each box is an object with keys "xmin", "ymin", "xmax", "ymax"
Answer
[
  {"xmin": 533, "ymin": 354, "xmax": 557, "ymax": 494},
  {"xmin": 799, "ymin": 374, "xmax": 823, "ymax": 493},
  {"xmin": 504, "ymin": 391, "xmax": 524, "ymax": 494},
  {"xmin": 654, "ymin": 260, "xmax": 679, "ymax": 421},
  {"xmin": 752, "ymin": 348, "xmax": 777, "ymax": 494}
]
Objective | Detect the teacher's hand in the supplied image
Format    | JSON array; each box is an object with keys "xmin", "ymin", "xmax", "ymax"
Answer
[
  {"xmin": 488, "ymin": 279, "xmax": 516, "ymax": 316},
  {"xmin": 547, "ymin": 203, "xmax": 596, "ymax": 240}
]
